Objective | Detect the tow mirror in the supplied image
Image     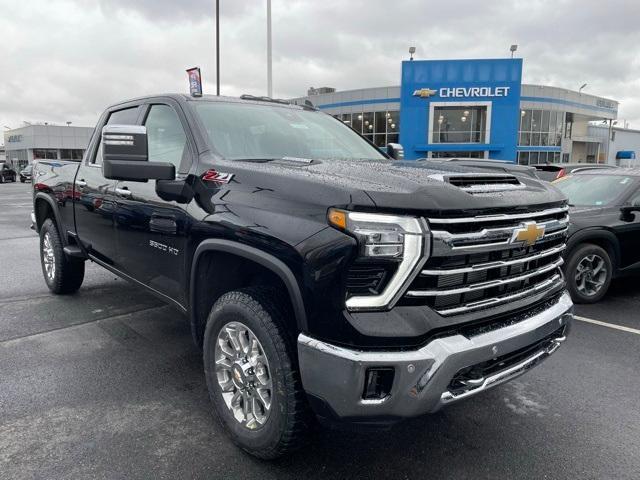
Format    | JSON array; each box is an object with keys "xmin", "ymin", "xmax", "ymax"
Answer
[
  {"xmin": 386, "ymin": 143, "xmax": 404, "ymax": 160},
  {"xmin": 102, "ymin": 125, "xmax": 175, "ymax": 182}
]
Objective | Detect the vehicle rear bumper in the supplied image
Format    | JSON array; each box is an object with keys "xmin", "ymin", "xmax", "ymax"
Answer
[{"xmin": 298, "ymin": 291, "xmax": 573, "ymax": 422}]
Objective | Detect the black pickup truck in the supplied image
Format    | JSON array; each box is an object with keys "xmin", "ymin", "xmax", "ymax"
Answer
[{"xmin": 32, "ymin": 94, "xmax": 573, "ymax": 459}]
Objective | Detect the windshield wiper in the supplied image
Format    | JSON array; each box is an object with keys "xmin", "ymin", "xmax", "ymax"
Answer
[{"xmin": 231, "ymin": 156, "xmax": 314, "ymax": 164}]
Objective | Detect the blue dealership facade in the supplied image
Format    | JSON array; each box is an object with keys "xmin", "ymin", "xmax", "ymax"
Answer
[{"xmin": 293, "ymin": 58, "xmax": 624, "ymax": 165}]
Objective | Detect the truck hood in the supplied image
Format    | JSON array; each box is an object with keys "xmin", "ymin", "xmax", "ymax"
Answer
[{"xmin": 218, "ymin": 157, "xmax": 567, "ymax": 214}]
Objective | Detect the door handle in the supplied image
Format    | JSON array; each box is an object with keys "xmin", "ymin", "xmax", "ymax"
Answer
[
  {"xmin": 150, "ymin": 214, "xmax": 178, "ymax": 235},
  {"xmin": 115, "ymin": 187, "xmax": 132, "ymax": 197},
  {"xmin": 75, "ymin": 179, "xmax": 87, "ymax": 187}
]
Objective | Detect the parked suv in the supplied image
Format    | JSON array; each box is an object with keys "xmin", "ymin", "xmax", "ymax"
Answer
[
  {"xmin": 553, "ymin": 170, "xmax": 640, "ymax": 302},
  {"xmin": 0, "ymin": 163, "xmax": 17, "ymax": 183},
  {"xmin": 32, "ymin": 94, "xmax": 573, "ymax": 458}
]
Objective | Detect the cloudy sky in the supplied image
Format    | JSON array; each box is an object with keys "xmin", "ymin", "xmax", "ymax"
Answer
[{"xmin": 1, "ymin": 0, "xmax": 639, "ymax": 139}]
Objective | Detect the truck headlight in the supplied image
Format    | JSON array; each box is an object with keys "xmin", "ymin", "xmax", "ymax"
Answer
[{"xmin": 328, "ymin": 209, "xmax": 428, "ymax": 310}]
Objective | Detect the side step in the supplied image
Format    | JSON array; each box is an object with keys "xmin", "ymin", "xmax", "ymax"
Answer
[{"xmin": 63, "ymin": 245, "xmax": 88, "ymax": 259}]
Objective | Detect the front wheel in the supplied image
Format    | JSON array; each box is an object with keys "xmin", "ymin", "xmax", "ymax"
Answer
[
  {"xmin": 565, "ymin": 243, "xmax": 612, "ymax": 303},
  {"xmin": 39, "ymin": 218, "xmax": 85, "ymax": 294},
  {"xmin": 203, "ymin": 288, "xmax": 310, "ymax": 459}
]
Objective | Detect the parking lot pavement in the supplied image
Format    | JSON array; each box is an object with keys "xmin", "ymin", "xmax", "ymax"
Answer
[{"xmin": 1, "ymin": 181, "xmax": 640, "ymax": 480}]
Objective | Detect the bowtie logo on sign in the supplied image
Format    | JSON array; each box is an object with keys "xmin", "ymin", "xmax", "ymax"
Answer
[
  {"xmin": 413, "ymin": 88, "xmax": 437, "ymax": 98},
  {"xmin": 413, "ymin": 86, "xmax": 511, "ymax": 99}
]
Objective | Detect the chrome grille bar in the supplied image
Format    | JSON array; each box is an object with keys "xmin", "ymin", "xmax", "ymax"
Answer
[
  {"xmin": 426, "ymin": 206, "xmax": 569, "ymax": 225},
  {"xmin": 434, "ymin": 274, "xmax": 562, "ymax": 316},
  {"xmin": 406, "ymin": 258, "xmax": 563, "ymax": 297},
  {"xmin": 421, "ymin": 244, "xmax": 566, "ymax": 276}
]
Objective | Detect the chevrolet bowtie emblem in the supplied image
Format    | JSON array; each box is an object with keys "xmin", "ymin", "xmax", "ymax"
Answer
[
  {"xmin": 511, "ymin": 221, "xmax": 545, "ymax": 246},
  {"xmin": 413, "ymin": 88, "xmax": 437, "ymax": 98}
]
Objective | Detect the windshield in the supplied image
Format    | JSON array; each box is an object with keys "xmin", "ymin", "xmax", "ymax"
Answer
[
  {"xmin": 553, "ymin": 174, "xmax": 635, "ymax": 206},
  {"xmin": 192, "ymin": 102, "xmax": 387, "ymax": 162}
]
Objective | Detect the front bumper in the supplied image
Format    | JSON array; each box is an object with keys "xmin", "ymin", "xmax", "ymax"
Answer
[{"xmin": 298, "ymin": 291, "xmax": 573, "ymax": 422}]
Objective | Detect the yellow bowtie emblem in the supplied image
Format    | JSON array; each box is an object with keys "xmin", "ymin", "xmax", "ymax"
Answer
[{"xmin": 512, "ymin": 221, "xmax": 545, "ymax": 246}]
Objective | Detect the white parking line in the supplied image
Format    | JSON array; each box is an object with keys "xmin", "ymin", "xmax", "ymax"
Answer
[{"xmin": 574, "ymin": 315, "xmax": 640, "ymax": 336}]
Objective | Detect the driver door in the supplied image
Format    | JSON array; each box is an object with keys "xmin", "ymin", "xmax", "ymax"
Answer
[{"xmin": 113, "ymin": 101, "xmax": 195, "ymax": 306}]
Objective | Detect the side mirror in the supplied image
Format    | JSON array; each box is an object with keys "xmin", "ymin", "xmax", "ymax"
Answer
[
  {"xmin": 620, "ymin": 201, "xmax": 640, "ymax": 221},
  {"xmin": 102, "ymin": 125, "xmax": 175, "ymax": 182},
  {"xmin": 386, "ymin": 143, "xmax": 404, "ymax": 160}
]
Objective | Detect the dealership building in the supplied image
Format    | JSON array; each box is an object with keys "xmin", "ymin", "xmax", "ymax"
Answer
[
  {"xmin": 293, "ymin": 58, "xmax": 638, "ymax": 165},
  {"xmin": 3, "ymin": 124, "xmax": 93, "ymax": 172}
]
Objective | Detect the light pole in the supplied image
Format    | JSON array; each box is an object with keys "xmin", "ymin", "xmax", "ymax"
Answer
[
  {"xmin": 578, "ymin": 83, "xmax": 587, "ymax": 94},
  {"xmin": 267, "ymin": 0, "xmax": 272, "ymax": 97},
  {"xmin": 215, "ymin": 0, "xmax": 220, "ymax": 95},
  {"xmin": 510, "ymin": 44, "xmax": 518, "ymax": 58}
]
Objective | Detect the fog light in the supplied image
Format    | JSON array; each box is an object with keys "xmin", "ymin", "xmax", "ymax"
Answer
[{"xmin": 363, "ymin": 368, "xmax": 395, "ymax": 400}]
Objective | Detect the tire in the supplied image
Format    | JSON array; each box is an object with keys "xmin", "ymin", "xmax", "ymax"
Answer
[
  {"xmin": 203, "ymin": 287, "xmax": 310, "ymax": 459},
  {"xmin": 39, "ymin": 218, "xmax": 85, "ymax": 294},
  {"xmin": 20, "ymin": 178, "xmax": 25, "ymax": 183},
  {"xmin": 565, "ymin": 243, "xmax": 612, "ymax": 304}
]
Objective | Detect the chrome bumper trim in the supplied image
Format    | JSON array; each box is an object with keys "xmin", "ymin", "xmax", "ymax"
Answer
[{"xmin": 298, "ymin": 291, "xmax": 573, "ymax": 420}]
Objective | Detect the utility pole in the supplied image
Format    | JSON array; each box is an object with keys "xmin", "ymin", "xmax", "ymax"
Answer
[
  {"xmin": 216, "ymin": 0, "xmax": 220, "ymax": 95},
  {"xmin": 267, "ymin": 0, "xmax": 273, "ymax": 97}
]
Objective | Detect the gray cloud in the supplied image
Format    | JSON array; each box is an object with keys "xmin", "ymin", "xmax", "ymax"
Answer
[{"xmin": 1, "ymin": 0, "xmax": 639, "ymax": 139}]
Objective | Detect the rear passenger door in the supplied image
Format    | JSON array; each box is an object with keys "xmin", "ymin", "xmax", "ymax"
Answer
[
  {"xmin": 74, "ymin": 105, "xmax": 141, "ymax": 265},
  {"xmin": 113, "ymin": 101, "xmax": 195, "ymax": 307}
]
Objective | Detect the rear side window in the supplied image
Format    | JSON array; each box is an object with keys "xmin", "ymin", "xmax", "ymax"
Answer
[{"xmin": 92, "ymin": 106, "xmax": 140, "ymax": 165}]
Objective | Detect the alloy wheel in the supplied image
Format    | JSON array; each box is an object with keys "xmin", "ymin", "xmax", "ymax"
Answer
[
  {"xmin": 42, "ymin": 232, "xmax": 56, "ymax": 281},
  {"xmin": 214, "ymin": 321, "xmax": 273, "ymax": 430},
  {"xmin": 575, "ymin": 254, "xmax": 607, "ymax": 297}
]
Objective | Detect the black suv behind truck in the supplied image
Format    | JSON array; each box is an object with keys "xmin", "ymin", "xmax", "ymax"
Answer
[{"xmin": 32, "ymin": 94, "xmax": 573, "ymax": 459}]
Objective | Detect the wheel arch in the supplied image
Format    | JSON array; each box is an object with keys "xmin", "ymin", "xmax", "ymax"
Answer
[
  {"xmin": 189, "ymin": 239, "xmax": 308, "ymax": 348},
  {"xmin": 34, "ymin": 193, "xmax": 66, "ymax": 243},
  {"xmin": 566, "ymin": 228, "xmax": 620, "ymax": 274}
]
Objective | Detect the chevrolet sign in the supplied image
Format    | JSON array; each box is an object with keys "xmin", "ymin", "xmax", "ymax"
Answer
[{"xmin": 413, "ymin": 86, "xmax": 511, "ymax": 99}]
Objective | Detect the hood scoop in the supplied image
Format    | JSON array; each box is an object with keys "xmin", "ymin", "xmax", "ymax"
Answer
[{"xmin": 429, "ymin": 173, "xmax": 525, "ymax": 194}]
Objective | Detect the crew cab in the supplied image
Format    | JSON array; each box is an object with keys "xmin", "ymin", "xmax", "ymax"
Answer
[{"xmin": 32, "ymin": 94, "xmax": 573, "ymax": 459}]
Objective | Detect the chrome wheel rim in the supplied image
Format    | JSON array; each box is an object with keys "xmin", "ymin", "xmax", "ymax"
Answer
[
  {"xmin": 214, "ymin": 321, "xmax": 272, "ymax": 429},
  {"xmin": 575, "ymin": 254, "xmax": 607, "ymax": 296},
  {"xmin": 42, "ymin": 232, "xmax": 56, "ymax": 281}
]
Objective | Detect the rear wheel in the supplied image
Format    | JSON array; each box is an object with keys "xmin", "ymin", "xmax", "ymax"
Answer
[
  {"xmin": 565, "ymin": 243, "xmax": 612, "ymax": 303},
  {"xmin": 39, "ymin": 218, "xmax": 85, "ymax": 294},
  {"xmin": 203, "ymin": 287, "xmax": 310, "ymax": 459}
]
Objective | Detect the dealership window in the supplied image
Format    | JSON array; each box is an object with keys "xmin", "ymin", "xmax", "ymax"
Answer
[
  {"xmin": 432, "ymin": 106, "xmax": 486, "ymax": 143},
  {"xmin": 519, "ymin": 109, "xmax": 563, "ymax": 147},
  {"xmin": 33, "ymin": 149, "xmax": 58, "ymax": 160},
  {"xmin": 517, "ymin": 151, "xmax": 561, "ymax": 165},
  {"xmin": 432, "ymin": 151, "xmax": 486, "ymax": 159},
  {"xmin": 60, "ymin": 149, "xmax": 84, "ymax": 161},
  {"xmin": 333, "ymin": 110, "xmax": 400, "ymax": 147}
]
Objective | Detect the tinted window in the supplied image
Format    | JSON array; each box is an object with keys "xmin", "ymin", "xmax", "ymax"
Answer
[
  {"xmin": 554, "ymin": 175, "xmax": 636, "ymax": 206},
  {"xmin": 93, "ymin": 107, "xmax": 140, "ymax": 165},
  {"xmin": 144, "ymin": 105, "xmax": 188, "ymax": 173}
]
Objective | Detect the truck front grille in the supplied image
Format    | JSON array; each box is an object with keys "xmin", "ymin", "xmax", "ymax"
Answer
[{"xmin": 402, "ymin": 205, "xmax": 569, "ymax": 316}]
